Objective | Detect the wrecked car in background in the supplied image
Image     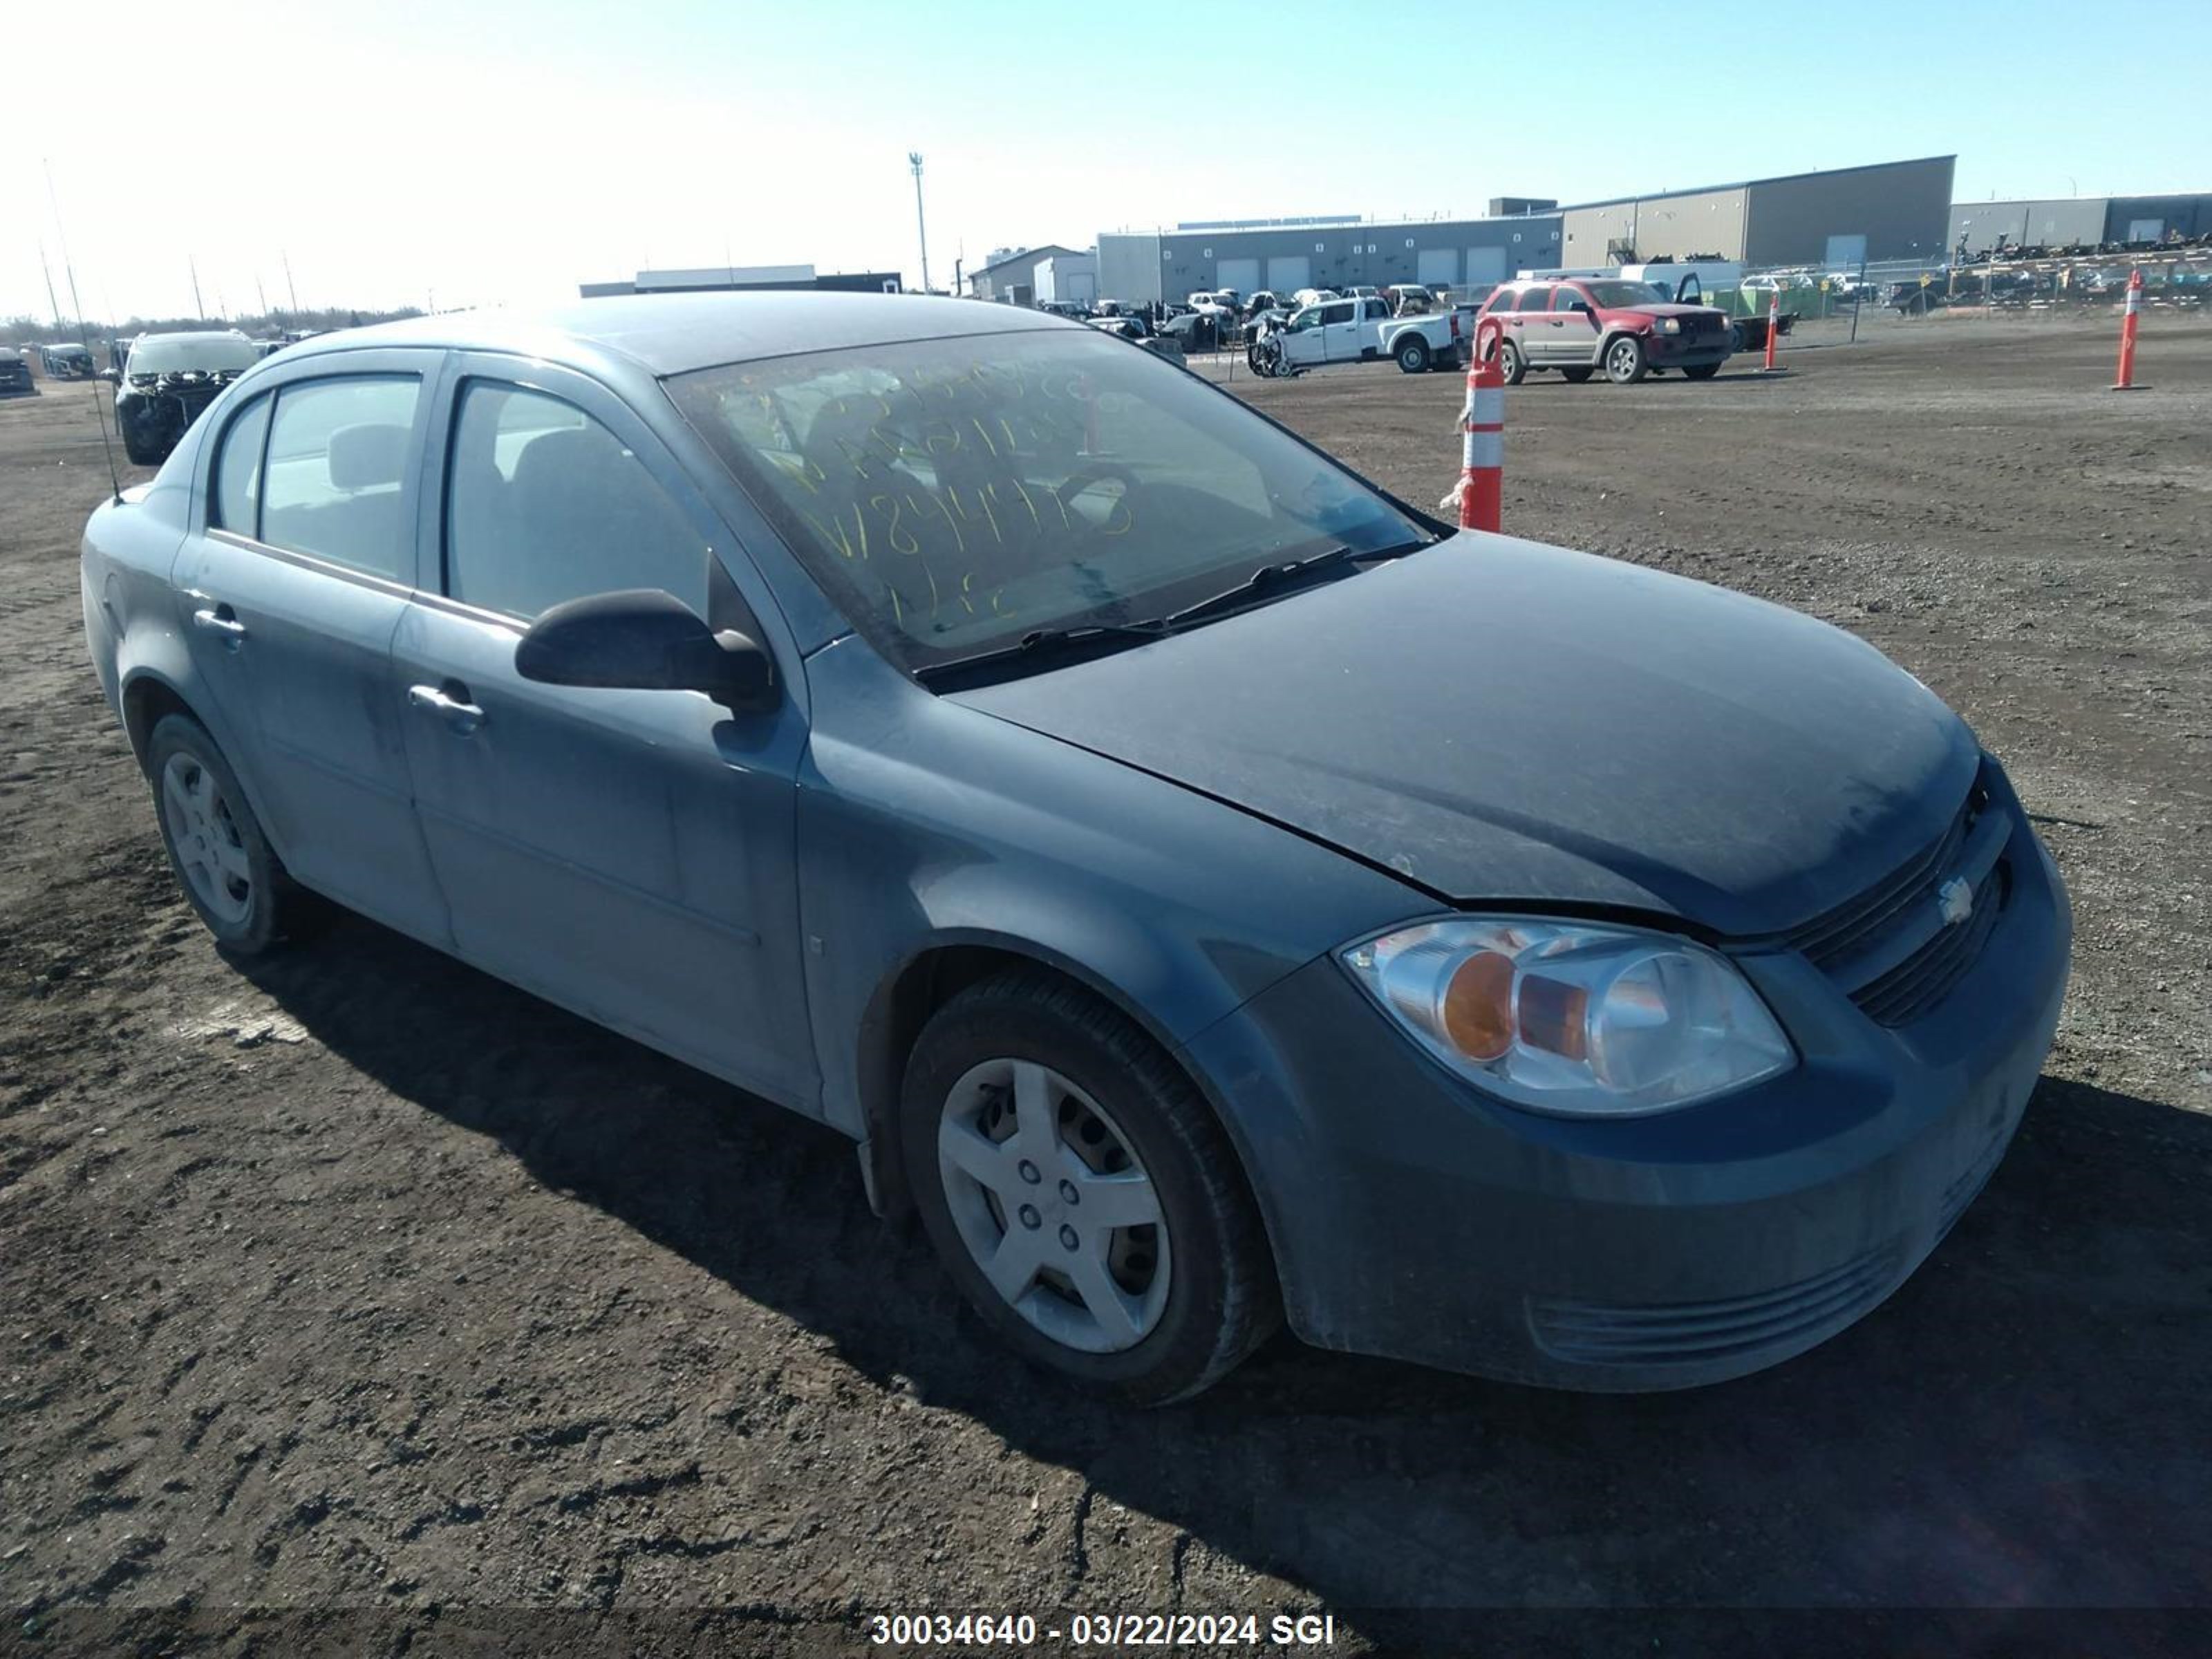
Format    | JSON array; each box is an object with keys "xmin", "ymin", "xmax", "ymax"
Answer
[
  {"xmin": 40, "ymin": 343, "xmax": 97, "ymax": 379},
  {"xmin": 115, "ymin": 330, "xmax": 262, "ymax": 466}
]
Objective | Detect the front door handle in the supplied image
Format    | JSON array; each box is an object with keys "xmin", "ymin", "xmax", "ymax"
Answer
[{"xmin": 408, "ymin": 682, "xmax": 487, "ymax": 735}]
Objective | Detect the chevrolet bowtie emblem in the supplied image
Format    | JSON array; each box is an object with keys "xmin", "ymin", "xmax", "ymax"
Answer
[{"xmin": 1938, "ymin": 877, "xmax": 1974, "ymax": 928}]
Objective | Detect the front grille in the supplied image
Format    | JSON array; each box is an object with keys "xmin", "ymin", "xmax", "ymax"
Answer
[
  {"xmin": 1527, "ymin": 1247, "xmax": 1900, "ymax": 1367},
  {"xmin": 1777, "ymin": 767, "xmax": 2012, "ymax": 1027},
  {"xmin": 1856, "ymin": 861, "xmax": 2007, "ymax": 1025}
]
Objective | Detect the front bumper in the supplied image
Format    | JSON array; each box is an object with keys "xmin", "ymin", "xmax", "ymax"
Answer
[
  {"xmin": 1647, "ymin": 328, "xmax": 1732, "ymax": 367},
  {"xmin": 1183, "ymin": 796, "xmax": 2072, "ymax": 1391}
]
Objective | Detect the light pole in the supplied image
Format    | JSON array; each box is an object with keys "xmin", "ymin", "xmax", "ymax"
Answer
[{"xmin": 909, "ymin": 152, "xmax": 931, "ymax": 295}]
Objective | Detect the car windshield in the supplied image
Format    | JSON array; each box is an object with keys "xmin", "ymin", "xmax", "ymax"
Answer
[
  {"xmin": 126, "ymin": 334, "xmax": 260, "ymax": 375},
  {"xmin": 1582, "ymin": 281, "xmax": 1671, "ymax": 308},
  {"xmin": 669, "ymin": 328, "xmax": 1427, "ymax": 671}
]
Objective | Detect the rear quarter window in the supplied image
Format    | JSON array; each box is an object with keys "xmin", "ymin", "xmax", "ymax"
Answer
[{"xmin": 212, "ymin": 395, "xmax": 272, "ymax": 536}]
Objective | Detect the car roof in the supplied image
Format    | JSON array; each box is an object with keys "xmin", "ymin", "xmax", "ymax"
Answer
[
  {"xmin": 279, "ymin": 292, "xmax": 1076, "ymax": 377},
  {"xmin": 133, "ymin": 329, "xmax": 252, "ymax": 345}
]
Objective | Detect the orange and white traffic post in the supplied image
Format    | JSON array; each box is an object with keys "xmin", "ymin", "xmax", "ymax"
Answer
[
  {"xmin": 1761, "ymin": 288, "xmax": 1781, "ymax": 371},
  {"xmin": 1445, "ymin": 316, "xmax": 1506, "ymax": 533},
  {"xmin": 2112, "ymin": 267, "xmax": 2144, "ymax": 391}
]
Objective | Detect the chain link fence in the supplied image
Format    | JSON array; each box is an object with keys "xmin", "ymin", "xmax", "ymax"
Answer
[{"xmin": 1723, "ymin": 248, "xmax": 2209, "ymax": 347}]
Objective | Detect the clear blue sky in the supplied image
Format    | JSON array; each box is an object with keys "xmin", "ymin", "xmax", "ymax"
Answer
[{"xmin": 8, "ymin": 0, "xmax": 2209, "ymax": 323}]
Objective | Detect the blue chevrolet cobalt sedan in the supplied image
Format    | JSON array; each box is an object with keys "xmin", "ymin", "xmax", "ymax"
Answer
[{"xmin": 81, "ymin": 294, "xmax": 2070, "ymax": 1403}]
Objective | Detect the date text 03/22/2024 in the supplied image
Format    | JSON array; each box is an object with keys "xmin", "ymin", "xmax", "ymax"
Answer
[{"xmin": 868, "ymin": 1612, "xmax": 1340, "ymax": 1647}]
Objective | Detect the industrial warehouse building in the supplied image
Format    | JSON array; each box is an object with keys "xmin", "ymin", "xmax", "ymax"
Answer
[
  {"xmin": 1556, "ymin": 156, "xmax": 1958, "ymax": 269},
  {"xmin": 1096, "ymin": 207, "xmax": 1564, "ymax": 308},
  {"xmin": 1948, "ymin": 192, "xmax": 2212, "ymax": 254},
  {"xmin": 1089, "ymin": 157, "xmax": 1958, "ymax": 307},
  {"xmin": 579, "ymin": 264, "xmax": 901, "ymax": 298},
  {"xmin": 965, "ymin": 245, "xmax": 1083, "ymax": 304}
]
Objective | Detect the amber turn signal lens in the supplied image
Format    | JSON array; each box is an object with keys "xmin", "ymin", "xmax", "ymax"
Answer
[{"xmin": 1442, "ymin": 950, "xmax": 1515, "ymax": 1062}]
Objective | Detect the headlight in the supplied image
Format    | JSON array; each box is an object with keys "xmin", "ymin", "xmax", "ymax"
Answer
[
  {"xmin": 1660, "ymin": 317, "xmax": 1683, "ymax": 334},
  {"xmin": 1340, "ymin": 917, "xmax": 1793, "ymax": 1116}
]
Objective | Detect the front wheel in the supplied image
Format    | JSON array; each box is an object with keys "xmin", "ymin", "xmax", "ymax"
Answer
[
  {"xmin": 1496, "ymin": 338, "xmax": 1527, "ymax": 386},
  {"xmin": 901, "ymin": 971, "xmax": 1279, "ymax": 1405},
  {"xmin": 1604, "ymin": 334, "xmax": 1649, "ymax": 384},
  {"xmin": 1394, "ymin": 336, "xmax": 1431, "ymax": 373},
  {"xmin": 145, "ymin": 714, "xmax": 325, "ymax": 954},
  {"xmin": 119, "ymin": 409, "xmax": 165, "ymax": 467},
  {"xmin": 1683, "ymin": 362, "xmax": 1722, "ymax": 380},
  {"xmin": 1559, "ymin": 366, "xmax": 1595, "ymax": 384}
]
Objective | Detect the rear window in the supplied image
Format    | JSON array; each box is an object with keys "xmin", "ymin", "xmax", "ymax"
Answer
[{"xmin": 259, "ymin": 376, "xmax": 422, "ymax": 583}]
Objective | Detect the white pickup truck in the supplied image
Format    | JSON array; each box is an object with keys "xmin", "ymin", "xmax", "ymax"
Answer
[{"xmin": 1268, "ymin": 294, "xmax": 1473, "ymax": 373}]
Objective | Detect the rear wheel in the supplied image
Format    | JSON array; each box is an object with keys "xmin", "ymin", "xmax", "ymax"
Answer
[
  {"xmin": 145, "ymin": 715, "xmax": 324, "ymax": 955},
  {"xmin": 1559, "ymin": 366, "xmax": 1595, "ymax": 384},
  {"xmin": 1684, "ymin": 362, "xmax": 1722, "ymax": 380},
  {"xmin": 1394, "ymin": 336, "xmax": 1431, "ymax": 373},
  {"xmin": 1496, "ymin": 339, "xmax": 1527, "ymax": 386},
  {"xmin": 1604, "ymin": 334, "xmax": 1649, "ymax": 384},
  {"xmin": 118, "ymin": 404, "xmax": 165, "ymax": 467},
  {"xmin": 901, "ymin": 971, "xmax": 1279, "ymax": 1405}
]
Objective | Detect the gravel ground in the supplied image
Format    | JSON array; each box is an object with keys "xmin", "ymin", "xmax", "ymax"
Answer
[{"xmin": 1, "ymin": 317, "xmax": 2208, "ymax": 1658}]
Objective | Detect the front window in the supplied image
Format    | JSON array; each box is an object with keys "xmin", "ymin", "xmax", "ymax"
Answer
[{"xmin": 668, "ymin": 329, "xmax": 1427, "ymax": 673}]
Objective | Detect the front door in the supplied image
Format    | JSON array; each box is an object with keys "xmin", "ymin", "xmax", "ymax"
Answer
[
  {"xmin": 391, "ymin": 357, "xmax": 818, "ymax": 1108},
  {"xmin": 1317, "ymin": 300, "xmax": 1364, "ymax": 362},
  {"xmin": 173, "ymin": 354, "xmax": 452, "ymax": 942},
  {"xmin": 1279, "ymin": 306, "xmax": 1328, "ymax": 366}
]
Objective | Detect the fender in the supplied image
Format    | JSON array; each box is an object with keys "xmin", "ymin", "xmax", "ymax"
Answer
[{"xmin": 792, "ymin": 636, "xmax": 1427, "ymax": 1158}]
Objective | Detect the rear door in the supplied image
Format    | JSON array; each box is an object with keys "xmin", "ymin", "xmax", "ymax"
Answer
[
  {"xmin": 390, "ymin": 355, "xmax": 818, "ymax": 1106},
  {"xmin": 1505, "ymin": 284, "xmax": 1553, "ymax": 360},
  {"xmin": 1358, "ymin": 297, "xmax": 1392, "ymax": 355},
  {"xmin": 174, "ymin": 350, "xmax": 451, "ymax": 942},
  {"xmin": 1549, "ymin": 282, "xmax": 1602, "ymax": 364}
]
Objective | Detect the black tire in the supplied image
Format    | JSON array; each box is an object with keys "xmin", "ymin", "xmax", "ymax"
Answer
[
  {"xmin": 120, "ymin": 414, "xmax": 163, "ymax": 467},
  {"xmin": 144, "ymin": 714, "xmax": 325, "ymax": 955},
  {"xmin": 1604, "ymin": 333, "xmax": 1649, "ymax": 384},
  {"xmin": 1394, "ymin": 336, "xmax": 1431, "ymax": 373},
  {"xmin": 901, "ymin": 969, "xmax": 1280, "ymax": 1406},
  {"xmin": 1559, "ymin": 366, "xmax": 1595, "ymax": 384},
  {"xmin": 1497, "ymin": 338, "xmax": 1527, "ymax": 386},
  {"xmin": 1683, "ymin": 362, "xmax": 1722, "ymax": 380}
]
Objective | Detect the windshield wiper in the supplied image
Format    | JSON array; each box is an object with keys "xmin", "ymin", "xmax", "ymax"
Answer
[
  {"xmin": 915, "ymin": 620, "xmax": 1171, "ymax": 688},
  {"xmin": 1161, "ymin": 537, "xmax": 1434, "ymax": 632}
]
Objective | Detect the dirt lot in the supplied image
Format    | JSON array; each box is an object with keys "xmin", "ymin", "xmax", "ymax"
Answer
[{"xmin": 3, "ymin": 319, "xmax": 2208, "ymax": 1656}]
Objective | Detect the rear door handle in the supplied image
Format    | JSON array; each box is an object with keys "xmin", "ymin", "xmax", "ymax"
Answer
[
  {"xmin": 408, "ymin": 682, "xmax": 486, "ymax": 735},
  {"xmin": 191, "ymin": 605, "xmax": 247, "ymax": 645}
]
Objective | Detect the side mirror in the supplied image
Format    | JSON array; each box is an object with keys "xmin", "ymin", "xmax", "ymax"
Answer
[{"xmin": 515, "ymin": 588, "xmax": 778, "ymax": 715}]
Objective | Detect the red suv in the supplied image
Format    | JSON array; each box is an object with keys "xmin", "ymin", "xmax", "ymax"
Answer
[{"xmin": 1480, "ymin": 278, "xmax": 1734, "ymax": 385}]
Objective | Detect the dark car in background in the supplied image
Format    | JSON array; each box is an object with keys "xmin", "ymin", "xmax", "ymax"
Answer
[
  {"xmin": 1084, "ymin": 311, "xmax": 1187, "ymax": 366},
  {"xmin": 80, "ymin": 293, "xmax": 2069, "ymax": 1405},
  {"xmin": 0, "ymin": 350, "xmax": 32, "ymax": 395},
  {"xmin": 1483, "ymin": 278, "xmax": 1735, "ymax": 384},
  {"xmin": 115, "ymin": 330, "xmax": 262, "ymax": 465}
]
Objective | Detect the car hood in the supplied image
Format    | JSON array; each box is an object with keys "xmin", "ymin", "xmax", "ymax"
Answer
[
  {"xmin": 1629, "ymin": 303, "xmax": 1724, "ymax": 319},
  {"xmin": 948, "ymin": 536, "xmax": 1979, "ymax": 938}
]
